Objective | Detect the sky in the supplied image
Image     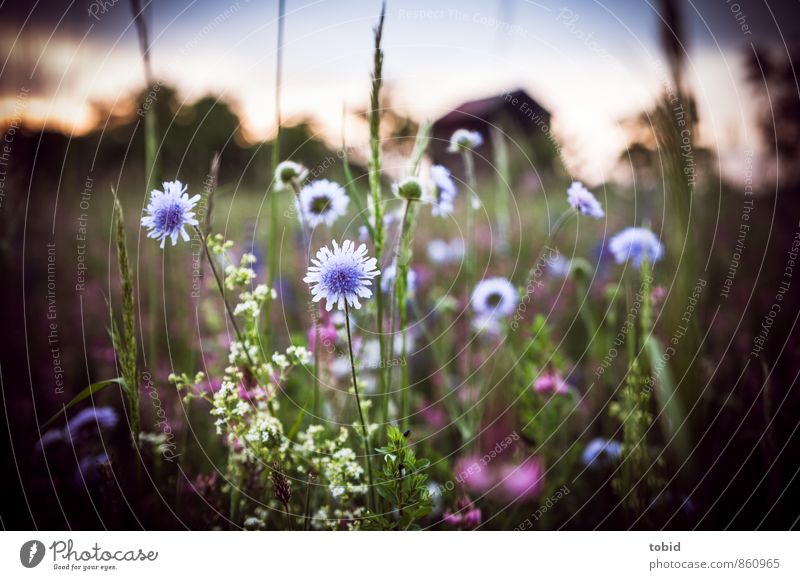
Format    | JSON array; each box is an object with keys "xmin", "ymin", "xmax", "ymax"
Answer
[{"xmin": 1, "ymin": 0, "xmax": 798, "ymax": 181}]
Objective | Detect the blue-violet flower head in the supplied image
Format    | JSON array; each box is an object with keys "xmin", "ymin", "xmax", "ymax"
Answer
[
  {"xmin": 304, "ymin": 240, "xmax": 380, "ymax": 311},
  {"xmin": 609, "ymin": 227, "xmax": 664, "ymax": 268},
  {"xmin": 567, "ymin": 181, "xmax": 604, "ymax": 219},
  {"xmin": 141, "ymin": 180, "xmax": 201, "ymax": 248}
]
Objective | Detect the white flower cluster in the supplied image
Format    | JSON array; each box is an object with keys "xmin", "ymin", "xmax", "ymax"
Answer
[
  {"xmin": 227, "ymin": 342, "xmax": 250, "ymax": 366},
  {"xmin": 205, "ymin": 233, "xmax": 234, "ymax": 256},
  {"xmin": 210, "ymin": 376, "xmax": 290, "ymax": 464},
  {"xmin": 243, "ymin": 515, "xmax": 267, "ymax": 531},
  {"xmin": 225, "ymin": 253, "xmax": 258, "ymax": 291},
  {"xmin": 210, "ymin": 379, "xmax": 248, "ymax": 435},
  {"xmin": 210, "ymin": 311, "xmax": 311, "ymax": 465},
  {"xmin": 296, "ymin": 425, "xmax": 366, "ymax": 501},
  {"xmin": 285, "ymin": 345, "xmax": 312, "ymax": 366},
  {"xmin": 273, "ymin": 345, "xmax": 311, "ymax": 383},
  {"xmin": 233, "ymin": 282, "xmax": 276, "ymax": 319},
  {"xmin": 327, "ymin": 447, "xmax": 367, "ymax": 498},
  {"xmin": 312, "ymin": 505, "xmax": 365, "ymax": 531},
  {"xmin": 243, "ymin": 506, "xmax": 272, "ymax": 530},
  {"xmin": 242, "ymin": 414, "xmax": 289, "ymax": 459},
  {"xmin": 227, "ymin": 340, "xmax": 267, "ymax": 373},
  {"xmin": 271, "ymin": 353, "xmax": 289, "ymax": 370}
]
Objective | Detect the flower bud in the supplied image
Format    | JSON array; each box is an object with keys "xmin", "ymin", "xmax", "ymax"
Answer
[
  {"xmin": 392, "ymin": 176, "xmax": 425, "ymax": 201},
  {"xmin": 274, "ymin": 160, "xmax": 308, "ymax": 191}
]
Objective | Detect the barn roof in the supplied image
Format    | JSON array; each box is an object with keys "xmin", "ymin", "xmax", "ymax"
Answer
[{"xmin": 434, "ymin": 88, "xmax": 549, "ymax": 128}]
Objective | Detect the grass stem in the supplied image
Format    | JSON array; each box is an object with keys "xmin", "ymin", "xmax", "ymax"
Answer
[
  {"xmin": 369, "ymin": 3, "xmax": 388, "ymax": 437},
  {"xmin": 267, "ymin": 0, "xmax": 287, "ymax": 351}
]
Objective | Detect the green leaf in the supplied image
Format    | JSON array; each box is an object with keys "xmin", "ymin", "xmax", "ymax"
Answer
[
  {"xmin": 413, "ymin": 505, "xmax": 432, "ymax": 519},
  {"xmin": 40, "ymin": 378, "xmax": 126, "ymax": 431},
  {"xmin": 409, "ymin": 120, "xmax": 432, "ymax": 175},
  {"xmin": 286, "ymin": 406, "xmax": 306, "ymax": 441},
  {"xmin": 375, "ymin": 485, "xmax": 394, "ymax": 502},
  {"xmin": 645, "ymin": 336, "xmax": 690, "ymax": 462}
]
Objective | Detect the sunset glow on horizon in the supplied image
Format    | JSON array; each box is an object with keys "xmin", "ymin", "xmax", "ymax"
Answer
[{"xmin": 1, "ymin": 0, "xmax": 794, "ymax": 182}]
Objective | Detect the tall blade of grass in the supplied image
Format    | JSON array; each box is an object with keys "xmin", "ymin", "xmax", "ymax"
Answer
[
  {"xmin": 130, "ymin": 0, "xmax": 160, "ymax": 372},
  {"xmin": 143, "ymin": 108, "xmax": 160, "ymax": 373},
  {"xmin": 409, "ymin": 120, "xmax": 431, "ymax": 175},
  {"xmin": 112, "ymin": 192, "xmax": 140, "ymax": 449},
  {"xmin": 268, "ymin": 0, "xmax": 286, "ymax": 312},
  {"xmin": 612, "ymin": 262, "xmax": 666, "ymax": 516},
  {"xmin": 368, "ymin": 1, "xmax": 386, "ymax": 253},
  {"xmin": 369, "ymin": 2, "xmax": 389, "ymax": 431},
  {"xmin": 129, "ymin": 0, "xmax": 158, "ymax": 191},
  {"xmin": 130, "ymin": 0, "xmax": 154, "ymax": 84},
  {"xmin": 286, "ymin": 407, "xmax": 306, "ymax": 441}
]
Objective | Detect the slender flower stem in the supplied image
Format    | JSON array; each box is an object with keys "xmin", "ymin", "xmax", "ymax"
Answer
[
  {"xmin": 193, "ymin": 226, "xmax": 258, "ymax": 374},
  {"xmin": 302, "ymin": 471, "xmax": 314, "ymax": 531},
  {"xmin": 459, "ymin": 148, "xmax": 484, "ymax": 447},
  {"xmin": 344, "ymin": 302, "xmax": 376, "ymax": 513},
  {"xmin": 129, "ymin": 0, "xmax": 160, "ymax": 374},
  {"xmin": 289, "ymin": 178, "xmax": 320, "ymax": 416},
  {"xmin": 288, "ymin": 178, "xmax": 312, "ymax": 254},
  {"xmin": 399, "ymin": 310, "xmax": 410, "ymax": 430},
  {"xmin": 267, "ymin": 196, "xmax": 278, "ymax": 347},
  {"xmin": 522, "ymin": 208, "xmax": 576, "ymax": 283},
  {"xmin": 394, "ymin": 198, "xmax": 416, "ymax": 429},
  {"xmin": 268, "ymin": 0, "xmax": 286, "ymax": 294},
  {"xmin": 376, "ymin": 274, "xmax": 388, "ymax": 429},
  {"xmin": 462, "ymin": 148, "xmax": 478, "ymax": 385},
  {"xmin": 227, "ymin": 452, "xmax": 239, "ymax": 527},
  {"xmin": 312, "ymin": 314, "xmax": 320, "ymax": 417},
  {"xmin": 389, "ymin": 124, "xmax": 430, "ymax": 430},
  {"xmin": 383, "ymin": 288, "xmax": 396, "ymax": 420},
  {"xmin": 549, "ymin": 207, "xmax": 575, "ymax": 239},
  {"xmin": 178, "ymin": 154, "xmax": 220, "ymax": 510},
  {"xmin": 284, "ymin": 503, "xmax": 293, "ymax": 530}
]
